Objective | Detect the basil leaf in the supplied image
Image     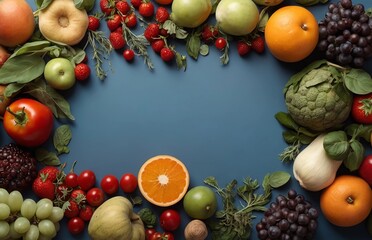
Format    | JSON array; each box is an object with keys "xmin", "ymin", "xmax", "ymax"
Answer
[
  {"xmin": 268, "ymin": 171, "xmax": 291, "ymax": 188},
  {"xmin": 10, "ymin": 40, "xmax": 52, "ymax": 58},
  {"xmin": 343, "ymin": 69, "xmax": 372, "ymax": 94},
  {"xmin": 344, "ymin": 140, "xmax": 365, "ymax": 171},
  {"xmin": 275, "ymin": 112, "xmax": 300, "ymax": 131},
  {"xmin": 53, "ymin": 125, "xmax": 72, "ymax": 155},
  {"xmin": 323, "ymin": 131, "xmax": 350, "ymax": 161},
  {"xmin": 186, "ymin": 32, "xmax": 201, "ymax": 60},
  {"xmin": 35, "ymin": 148, "xmax": 61, "ymax": 166},
  {"xmin": 4, "ymin": 83, "xmax": 25, "ymax": 98},
  {"xmin": 283, "ymin": 130, "xmax": 299, "ymax": 144}
]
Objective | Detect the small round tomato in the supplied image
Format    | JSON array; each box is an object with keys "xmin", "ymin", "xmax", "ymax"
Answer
[
  {"xmin": 70, "ymin": 189, "xmax": 86, "ymax": 201},
  {"xmin": 65, "ymin": 172, "xmax": 79, "ymax": 188},
  {"xmin": 78, "ymin": 170, "xmax": 96, "ymax": 191},
  {"xmin": 3, "ymin": 98, "xmax": 54, "ymax": 147},
  {"xmin": 79, "ymin": 204, "xmax": 94, "ymax": 222},
  {"xmin": 100, "ymin": 174, "xmax": 119, "ymax": 195},
  {"xmin": 86, "ymin": 187, "xmax": 105, "ymax": 207},
  {"xmin": 214, "ymin": 37, "xmax": 227, "ymax": 50},
  {"xmin": 145, "ymin": 228, "xmax": 156, "ymax": 239},
  {"xmin": 120, "ymin": 173, "xmax": 138, "ymax": 193},
  {"xmin": 159, "ymin": 209, "xmax": 181, "ymax": 231},
  {"xmin": 163, "ymin": 232, "xmax": 175, "ymax": 240},
  {"xmin": 67, "ymin": 217, "xmax": 85, "ymax": 235},
  {"xmin": 149, "ymin": 232, "xmax": 162, "ymax": 240},
  {"xmin": 123, "ymin": 49, "xmax": 135, "ymax": 61},
  {"xmin": 351, "ymin": 93, "xmax": 372, "ymax": 124}
]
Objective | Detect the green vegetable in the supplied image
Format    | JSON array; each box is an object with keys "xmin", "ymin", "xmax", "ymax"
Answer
[
  {"xmin": 204, "ymin": 171, "xmax": 290, "ymax": 240},
  {"xmin": 137, "ymin": 208, "xmax": 157, "ymax": 228}
]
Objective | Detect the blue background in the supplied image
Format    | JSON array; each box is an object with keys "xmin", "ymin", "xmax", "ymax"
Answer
[{"xmin": 5, "ymin": 0, "xmax": 372, "ymax": 239}]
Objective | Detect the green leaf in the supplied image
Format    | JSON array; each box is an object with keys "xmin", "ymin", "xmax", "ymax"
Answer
[
  {"xmin": 298, "ymin": 133, "xmax": 315, "ymax": 145},
  {"xmin": 175, "ymin": 52, "xmax": 187, "ymax": 71},
  {"xmin": 275, "ymin": 112, "xmax": 299, "ymax": 131},
  {"xmin": 10, "ymin": 41, "xmax": 52, "ymax": 58},
  {"xmin": 344, "ymin": 140, "xmax": 365, "ymax": 171},
  {"xmin": 37, "ymin": 0, "xmax": 52, "ymax": 11},
  {"xmin": 53, "ymin": 125, "xmax": 72, "ymax": 155},
  {"xmin": 343, "ymin": 69, "xmax": 372, "ymax": 94},
  {"xmin": 35, "ymin": 148, "xmax": 61, "ymax": 166},
  {"xmin": 4, "ymin": 83, "xmax": 26, "ymax": 98},
  {"xmin": 186, "ymin": 32, "xmax": 201, "ymax": 60},
  {"xmin": 282, "ymin": 130, "xmax": 299, "ymax": 144},
  {"xmin": 323, "ymin": 131, "xmax": 350, "ymax": 161},
  {"xmin": 268, "ymin": 171, "xmax": 291, "ymax": 188},
  {"xmin": 0, "ymin": 55, "xmax": 45, "ymax": 84},
  {"xmin": 257, "ymin": 6, "xmax": 269, "ymax": 32}
]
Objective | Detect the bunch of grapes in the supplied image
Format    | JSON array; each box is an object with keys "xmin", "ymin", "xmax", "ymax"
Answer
[
  {"xmin": 255, "ymin": 189, "xmax": 319, "ymax": 240},
  {"xmin": 317, "ymin": 0, "xmax": 372, "ymax": 68},
  {"xmin": 0, "ymin": 188, "xmax": 64, "ymax": 240}
]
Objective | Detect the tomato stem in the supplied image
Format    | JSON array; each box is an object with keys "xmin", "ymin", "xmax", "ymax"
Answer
[{"xmin": 6, "ymin": 106, "xmax": 27, "ymax": 125}]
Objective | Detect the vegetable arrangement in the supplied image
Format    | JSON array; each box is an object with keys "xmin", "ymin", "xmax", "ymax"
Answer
[{"xmin": 0, "ymin": 0, "xmax": 371, "ymax": 239}]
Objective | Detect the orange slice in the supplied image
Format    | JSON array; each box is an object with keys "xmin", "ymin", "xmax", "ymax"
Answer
[{"xmin": 138, "ymin": 155, "xmax": 190, "ymax": 207}]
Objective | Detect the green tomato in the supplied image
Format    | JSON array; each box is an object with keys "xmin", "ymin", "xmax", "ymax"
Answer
[
  {"xmin": 183, "ymin": 186, "xmax": 217, "ymax": 220},
  {"xmin": 44, "ymin": 58, "xmax": 76, "ymax": 90},
  {"xmin": 216, "ymin": 0, "xmax": 259, "ymax": 36},
  {"xmin": 170, "ymin": 0, "xmax": 212, "ymax": 28}
]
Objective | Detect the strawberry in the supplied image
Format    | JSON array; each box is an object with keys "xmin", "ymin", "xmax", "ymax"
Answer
[
  {"xmin": 38, "ymin": 166, "xmax": 60, "ymax": 182},
  {"xmin": 251, "ymin": 36, "xmax": 265, "ymax": 54},
  {"xmin": 55, "ymin": 183, "xmax": 71, "ymax": 201},
  {"xmin": 124, "ymin": 13, "xmax": 137, "ymax": 28},
  {"xmin": 138, "ymin": 1, "xmax": 154, "ymax": 18},
  {"xmin": 88, "ymin": 16, "xmax": 100, "ymax": 31},
  {"xmin": 237, "ymin": 40, "xmax": 251, "ymax": 56},
  {"xmin": 155, "ymin": 7, "xmax": 169, "ymax": 23},
  {"xmin": 151, "ymin": 39, "xmax": 165, "ymax": 53},
  {"xmin": 32, "ymin": 176, "xmax": 55, "ymax": 200},
  {"xmin": 130, "ymin": 0, "xmax": 141, "ymax": 8},
  {"xmin": 107, "ymin": 14, "xmax": 122, "ymax": 32},
  {"xmin": 115, "ymin": 0, "xmax": 131, "ymax": 15},
  {"xmin": 144, "ymin": 23, "xmax": 160, "ymax": 42},
  {"xmin": 79, "ymin": 204, "xmax": 94, "ymax": 222},
  {"xmin": 64, "ymin": 200, "xmax": 80, "ymax": 218},
  {"xmin": 109, "ymin": 32, "xmax": 126, "ymax": 49},
  {"xmin": 100, "ymin": 0, "xmax": 114, "ymax": 15},
  {"xmin": 160, "ymin": 47, "xmax": 174, "ymax": 62},
  {"xmin": 75, "ymin": 63, "xmax": 91, "ymax": 81},
  {"xmin": 201, "ymin": 24, "xmax": 218, "ymax": 44}
]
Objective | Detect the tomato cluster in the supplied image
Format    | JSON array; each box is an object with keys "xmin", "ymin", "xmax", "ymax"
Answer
[{"xmin": 145, "ymin": 209, "xmax": 181, "ymax": 240}]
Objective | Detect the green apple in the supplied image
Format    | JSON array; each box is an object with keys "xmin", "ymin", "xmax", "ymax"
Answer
[
  {"xmin": 183, "ymin": 186, "xmax": 217, "ymax": 220},
  {"xmin": 216, "ymin": 0, "xmax": 260, "ymax": 36},
  {"xmin": 170, "ymin": 0, "xmax": 212, "ymax": 28},
  {"xmin": 44, "ymin": 58, "xmax": 76, "ymax": 90}
]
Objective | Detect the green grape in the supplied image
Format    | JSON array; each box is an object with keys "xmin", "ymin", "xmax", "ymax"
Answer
[
  {"xmin": 8, "ymin": 222, "xmax": 23, "ymax": 239},
  {"xmin": 36, "ymin": 200, "xmax": 53, "ymax": 220},
  {"xmin": 48, "ymin": 207, "xmax": 64, "ymax": 223},
  {"xmin": 38, "ymin": 219, "xmax": 56, "ymax": 238},
  {"xmin": 0, "ymin": 188, "xmax": 9, "ymax": 204},
  {"xmin": 0, "ymin": 203, "xmax": 10, "ymax": 220},
  {"xmin": 21, "ymin": 198, "xmax": 37, "ymax": 220},
  {"xmin": 8, "ymin": 190, "xmax": 23, "ymax": 213},
  {"xmin": 36, "ymin": 198, "xmax": 53, "ymax": 208},
  {"xmin": 14, "ymin": 216, "xmax": 31, "ymax": 234},
  {"xmin": 23, "ymin": 224, "xmax": 40, "ymax": 240},
  {"xmin": 0, "ymin": 221, "xmax": 10, "ymax": 239}
]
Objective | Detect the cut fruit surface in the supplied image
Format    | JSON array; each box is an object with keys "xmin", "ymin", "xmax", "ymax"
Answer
[{"xmin": 138, "ymin": 155, "xmax": 190, "ymax": 207}]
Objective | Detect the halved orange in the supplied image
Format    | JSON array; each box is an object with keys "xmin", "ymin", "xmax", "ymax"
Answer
[{"xmin": 138, "ymin": 155, "xmax": 190, "ymax": 207}]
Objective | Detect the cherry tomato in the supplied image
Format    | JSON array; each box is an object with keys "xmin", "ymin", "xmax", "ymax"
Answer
[
  {"xmin": 214, "ymin": 37, "xmax": 227, "ymax": 50},
  {"xmin": 163, "ymin": 232, "xmax": 175, "ymax": 240},
  {"xmin": 145, "ymin": 228, "xmax": 156, "ymax": 239},
  {"xmin": 79, "ymin": 204, "xmax": 94, "ymax": 222},
  {"xmin": 3, "ymin": 98, "xmax": 54, "ymax": 147},
  {"xmin": 159, "ymin": 209, "xmax": 181, "ymax": 231},
  {"xmin": 86, "ymin": 187, "xmax": 105, "ymax": 207},
  {"xmin": 78, "ymin": 170, "xmax": 96, "ymax": 191},
  {"xmin": 100, "ymin": 174, "xmax": 119, "ymax": 195},
  {"xmin": 149, "ymin": 232, "xmax": 163, "ymax": 240},
  {"xmin": 123, "ymin": 49, "xmax": 135, "ymax": 61},
  {"xmin": 70, "ymin": 189, "xmax": 86, "ymax": 201},
  {"xmin": 67, "ymin": 217, "xmax": 85, "ymax": 235},
  {"xmin": 120, "ymin": 173, "xmax": 138, "ymax": 193},
  {"xmin": 65, "ymin": 172, "xmax": 79, "ymax": 188}
]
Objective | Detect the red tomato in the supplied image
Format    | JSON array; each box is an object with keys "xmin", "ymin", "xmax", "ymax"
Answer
[
  {"xmin": 3, "ymin": 98, "xmax": 53, "ymax": 147},
  {"xmin": 70, "ymin": 189, "xmax": 86, "ymax": 201},
  {"xmin": 149, "ymin": 232, "xmax": 163, "ymax": 240},
  {"xmin": 78, "ymin": 170, "xmax": 96, "ymax": 191},
  {"xmin": 86, "ymin": 187, "xmax": 105, "ymax": 207},
  {"xmin": 100, "ymin": 174, "xmax": 119, "ymax": 194},
  {"xmin": 163, "ymin": 232, "xmax": 175, "ymax": 240},
  {"xmin": 359, "ymin": 155, "xmax": 372, "ymax": 185},
  {"xmin": 159, "ymin": 209, "xmax": 181, "ymax": 231},
  {"xmin": 67, "ymin": 217, "xmax": 85, "ymax": 235},
  {"xmin": 145, "ymin": 228, "xmax": 156, "ymax": 239},
  {"xmin": 351, "ymin": 93, "xmax": 372, "ymax": 124},
  {"xmin": 65, "ymin": 172, "xmax": 79, "ymax": 188},
  {"xmin": 120, "ymin": 173, "xmax": 138, "ymax": 193}
]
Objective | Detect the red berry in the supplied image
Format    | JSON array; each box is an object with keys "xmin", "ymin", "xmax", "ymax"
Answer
[
  {"xmin": 215, "ymin": 37, "xmax": 227, "ymax": 50},
  {"xmin": 107, "ymin": 14, "xmax": 122, "ymax": 32},
  {"xmin": 144, "ymin": 23, "xmax": 160, "ymax": 42},
  {"xmin": 201, "ymin": 25, "xmax": 218, "ymax": 44},
  {"xmin": 115, "ymin": 0, "xmax": 131, "ymax": 15},
  {"xmin": 151, "ymin": 39, "xmax": 165, "ymax": 53},
  {"xmin": 75, "ymin": 63, "xmax": 91, "ymax": 81},
  {"xmin": 130, "ymin": 0, "xmax": 141, "ymax": 8},
  {"xmin": 237, "ymin": 40, "xmax": 251, "ymax": 56},
  {"xmin": 88, "ymin": 16, "xmax": 100, "ymax": 31},
  {"xmin": 251, "ymin": 36, "xmax": 265, "ymax": 54},
  {"xmin": 38, "ymin": 166, "xmax": 60, "ymax": 182},
  {"xmin": 155, "ymin": 7, "xmax": 169, "ymax": 23},
  {"xmin": 32, "ymin": 177, "xmax": 55, "ymax": 200},
  {"xmin": 124, "ymin": 13, "xmax": 137, "ymax": 28},
  {"xmin": 109, "ymin": 32, "xmax": 126, "ymax": 50},
  {"xmin": 123, "ymin": 49, "xmax": 135, "ymax": 61},
  {"xmin": 100, "ymin": 0, "xmax": 114, "ymax": 15},
  {"xmin": 138, "ymin": 2, "xmax": 154, "ymax": 17},
  {"xmin": 160, "ymin": 47, "xmax": 174, "ymax": 62}
]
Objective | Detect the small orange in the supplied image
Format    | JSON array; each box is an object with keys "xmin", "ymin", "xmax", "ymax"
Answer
[
  {"xmin": 264, "ymin": 5, "xmax": 319, "ymax": 62},
  {"xmin": 320, "ymin": 175, "xmax": 372, "ymax": 227},
  {"xmin": 154, "ymin": 0, "xmax": 173, "ymax": 5},
  {"xmin": 138, "ymin": 155, "xmax": 190, "ymax": 207}
]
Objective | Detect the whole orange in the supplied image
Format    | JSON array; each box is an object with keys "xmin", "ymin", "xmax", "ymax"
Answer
[
  {"xmin": 264, "ymin": 5, "xmax": 319, "ymax": 62},
  {"xmin": 0, "ymin": 0, "xmax": 35, "ymax": 47},
  {"xmin": 320, "ymin": 175, "xmax": 372, "ymax": 227},
  {"xmin": 155, "ymin": 0, "xmax": 173, "ymax": 5}
]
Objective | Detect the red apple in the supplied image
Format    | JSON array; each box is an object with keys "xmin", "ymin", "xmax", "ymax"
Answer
[
  {"xmin": 0, "ymin": 45, "xmax": 10, "ymax": 67},
  {"xmin": 358, "ymin": 155, "xmax": 372, "ymax": 185}
]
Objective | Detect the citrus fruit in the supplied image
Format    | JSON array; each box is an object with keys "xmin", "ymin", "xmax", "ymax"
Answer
[
  {"xmin": 320, "ymin": 175, "xmax": 372, "ymax": 227},
  {"xmin": 264, "ymin": 5, "xmax": 319, "ymax": 62},
  {"xmin": 138, "ymin": 155, "xmax": 190, "ymax": 207},
  {"xmin": 155, "ymin": 0, "xmax": 173, "ymax": 4}
]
